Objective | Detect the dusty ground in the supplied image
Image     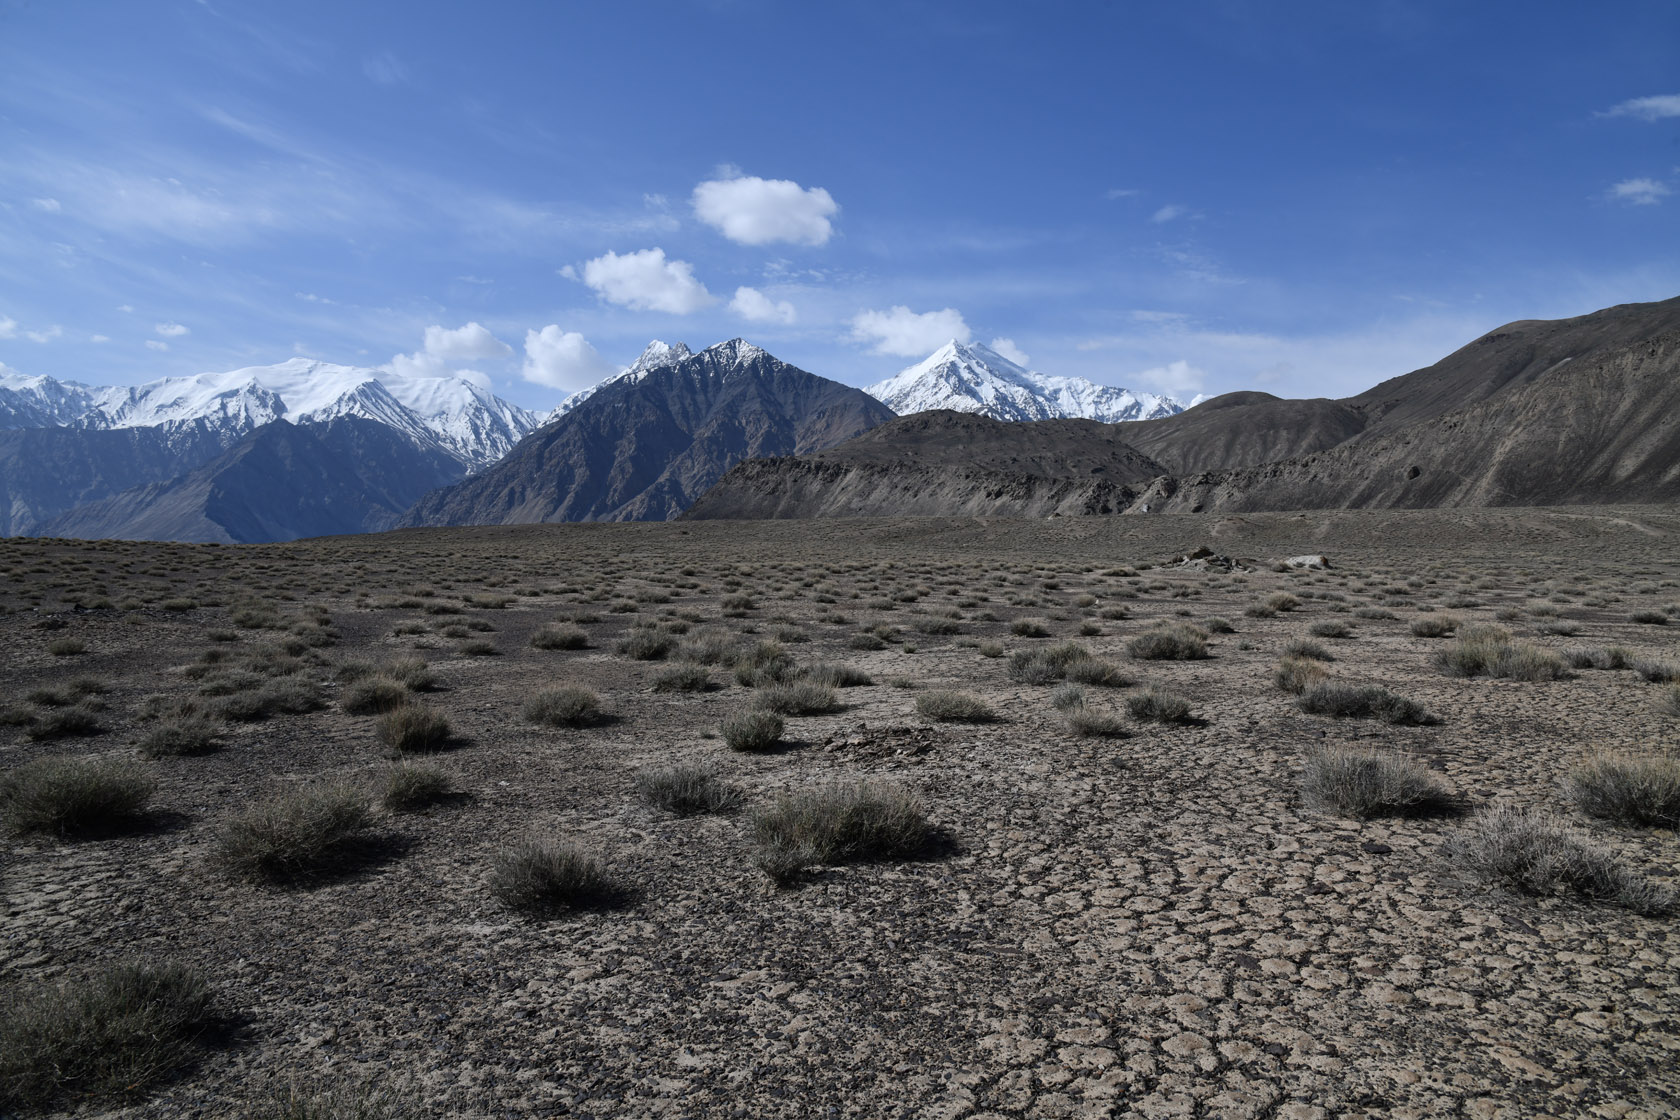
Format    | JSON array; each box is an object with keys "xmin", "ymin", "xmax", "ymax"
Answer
[{"xmin": 2, "ymin": 507, "xmax": 1679, "ymax": 1119}]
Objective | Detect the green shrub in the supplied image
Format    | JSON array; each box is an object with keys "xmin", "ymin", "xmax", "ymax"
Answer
[
  {"xmin": 488, "ymin": 838, "xmax": 618, "ymax": 914},
  {"xmin": 1297, "ymin": 682, "xmax": 1437, "ymax": 725},
  {"xmin": 721, "ymin": 710, "xmax": 784, "ymax": 752},
  {"xmin": 379, "ymin": 763, "xmax": 454, "ymax": 811},
  {"xmin": 340, "ymin": 676, "xmax": 408, "ymax": 715},
  {"xmin": 1446, "ymin": 805, "xmax": 1672, "ymax": 916},
  {"xmin": 915, "ymin": 690, "xmax": 996, "ymax": 723},
  {"xmin": 0, "ymin": 961, "xmax": 213, "ymax": 1112},
  {"xmin": 754, "ymin": 682, "xmax": 844, "ymax": 716},
  {"xmin": 1565, "ymin": 753, "xmax": 1680, "ymax": 828},
  {"xmin": 376, "ymin": 703, "xmax": 453, "ymax": 752},
  {"xmin": 0, "ymin": 756, "xmax": 153, "ymax": 836},
  {"xmin": 752, "ymin": 782, "xmax": 930, "ymax": 883},
  {"xmin": 530, "ymin": 623, "xmax": 589, "ymax": 650},
  {"xmin": 1127, "ymin": 623, "xmax": 1209, "ymax": 661},
  {"xmin": 523, "ymin": 686, "xmax": 602, "ymax": 728},
  {"xmin": 1126, "ymin": 687, "xmax": 1193, "ymax": 723},
  {"xmin": 216, "ymin": 785, "xmax": 375, "ymax": 879},
  {"xmin": 636, "ymin": 763, "xmax": 743, "ymax": 816},
  {"xmin": 1300, "ymin": 746, "xmax": 1453, "ymax": 818}
]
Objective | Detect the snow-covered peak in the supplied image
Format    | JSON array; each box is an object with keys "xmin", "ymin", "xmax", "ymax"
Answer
[
  {"xmin": 702, "ymin": 338, "xmax": 768, "ymax": 366},
  {"xmin": 867, "ymin": 340, "xmax": 1184, "ymax": 424},
  {"xmin": 626, "ymin": 340, "xmax": 692, "ymax": 377}
]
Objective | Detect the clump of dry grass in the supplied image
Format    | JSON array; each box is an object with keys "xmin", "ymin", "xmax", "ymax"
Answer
[
  {"xmin": 752, "ymin": 782, "xmax": 930, "ymax": 884},
  {"xmin": 0, "ymin": 961, "xmax": 213, "ymax": 1113},
  {"xmin": 636, "ymin": 763, "xmax": 743, "ymax": 816},
  {"xmin": 1565, "ymin": 753, "xmax": 1680, "ymax": 828},
  {"xmin": 1297, "ymin": 682, "xmax": 1437, "ymax": 725},
  {"xmin": 1435, "ymin": 625, "xmax": 1570, "ymax": 681},
  {"xmin": 523, "ymin": 686, "xmax": 602, "ymax": 728},
  {"xmin": 803, "ymin": 662, "xmax": 873, "ymax": 688},
  {"xmin": 721, "ymin": 710, "xmax": 784, "ymax": 752},
  {"xmin": 1127, "ymin": 623, "xmax": 1208, "ymax": 661},
  {"xmin": 216, "ymin": 785, "xmax": 375, "ymax": 880},
  {"xmin": 650, "ymin": 664, "xmax": 717, "ymax": 693},
  {"xmin": 1562, "ymin": 646, "xmax": 1632, "ymax": 671},
  {"xmin": 487, "ymin": 838, "xmax": 618, "ymax": 915},
  {"xmin": 1309, "ymin": 620, "xmax": 1353, "ymax": 639},
  {"xmin": 340, "ymin": 675, "xmax": 408, "ymax": 715},
  {"xmin": 615, "ymin": 631, "xmax": 676, "ymax": 661},
  {"xmin": 915, "ymin": 690, "xmax": 995, "ymax": 723},
  {"xmin": 1126, "ymin": 687, "xmax": 1193, "ymax": 723},
  {"xmin": 1274, "ymin": 656, "xmax": 1330, "ymax": 694},
  {"xmin": 1446, "ymin": 805, "xmax": 1672, "ymax": 916},
  {"xmin": 379, "ymin": 763, "xmax": 454, "ymax": 812},
  {"xmin": 376, "ymin": 703, "xmax": 453, "ymax": 752},
  {"xmin": 754, "ymin": 681, "xmax": 844, "ymax": 716},
  {"xmin": 1007, "ymin": 641, "xmax": 1092, "ymax": 684},
  {"xmin": 1300, "ymin": 746, "xmax": 1453, "ymax": 818},
  {"xmin": 732, "ymin": 640, "xmax": 800, "ymax": 686},
  {"xmin": 1282, "ymin": 638, "xmax": 1335, "ymax": 662},
  {"xmin": 1066, "ymin": 708, "xmax": 1130, "ymax": 738},
  {"xmin": 530, "ymin": 623, "xmax": 589, "ymax": 650},
  {"xmin": 138, "ymin": 715, "xmax": 222, "ymax": 758},
  {"xmin": 1410, "ymin": 616, "xmax": 1459, "ymax": 638},
  {"xmin": 0, "ymin": 756, "xmax": 154, "ymax": 836}
]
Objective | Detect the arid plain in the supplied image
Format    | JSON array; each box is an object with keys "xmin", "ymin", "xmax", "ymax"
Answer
[{"xmin": 3, "ymin": 508, "xmax": 1678, "ymax": 1119}]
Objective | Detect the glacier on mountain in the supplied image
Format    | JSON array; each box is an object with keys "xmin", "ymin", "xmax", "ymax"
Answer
[{"xmin": 865, "ymin": 340, "xmax": 1184, "ymax": 423}]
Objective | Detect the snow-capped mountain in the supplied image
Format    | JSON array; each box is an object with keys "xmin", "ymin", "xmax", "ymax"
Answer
[
  {"xmin": 0, "ymin": 358, "xmax": 541, "ymax": 470},
  {"xmin": 545, "ymin": 340, "xmax": 694, "ymax": 423},
  {"xmin": 866, "ymin": 340, "xmax": 1184, "ymax": 423}
]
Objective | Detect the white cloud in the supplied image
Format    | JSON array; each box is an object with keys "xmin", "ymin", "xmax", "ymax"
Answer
[
  {"xmin": 581, "ymin": 248, "xmax": 714, "ymax": 313},
  {"xmin": 1151, "ymin": 204, "xmax": 1189, "ymax": 223},
  {"xmin": 90, "ymin": 334, "xmax": 110, "ymax": 343},
  {"xmin": 989, "ymin": 337, "xmax": 1030, "ymax": 366},
  {"xmin": 0, "ymin": 316, "xmax": 15, "ymax": 338},
  {"xmin": 1609, "ymin": 178, "xmax": 1671, "ymax": 205},
  {"xmin": 24, "ymin": 325, "xmax": 63, "ymax": 343},
  {"xmin": 729, "ymin": 286, "xmax": 796, "ymax": 324},
  {"xmin": 522, "ymin": 325, "xmax": 613, "ymax": 390},
  {"xmin": 155, "ymin": 321, "xmax": 190, "ymax": 337},
  {"xmin": 1597, "ymin": 94, "xmax": 1680, "ymax": 121},
  {"xmin": 385, "ymin": 321, "xmax": 513, "ymax": 381},
  {"xmin": 1105, "ymin": 188, "xmax": 1141, "ymax": 200},
  {"xmin": 1132, "ymin": 359, "xmax": 1206, "ymax": 398},
  {"xmin": 692, "ymin": 175, "xmax": 838, "ymax": 246},
  {"xmin": 117, "ymin": 304, "xmax": 134, "ymax": 313},
  {"xmin": 31, "ymin": 197, "xmax": 61, "ymax": 212},
  {"xmin": 850, "ymin": 305, "xmax": 971, "ymax": 356},
  {"xmin": 145, "ymin": 339, "xmax": 169, "ymax": 351}
]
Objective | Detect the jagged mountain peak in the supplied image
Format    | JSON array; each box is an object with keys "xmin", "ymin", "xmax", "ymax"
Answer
[{"xmin": 867, "ymin": 341, "xmax": 1183, "ymax": 424}]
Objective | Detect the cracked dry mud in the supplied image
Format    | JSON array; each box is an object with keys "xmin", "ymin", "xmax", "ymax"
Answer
[{"xmin": 2, "ymin": 508, "xmax": 1678, "ymax": 1119}]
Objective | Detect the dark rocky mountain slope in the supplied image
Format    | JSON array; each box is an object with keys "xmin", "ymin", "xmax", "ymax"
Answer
[
  {"xmin": 402, "ymin": 340, "xmax": 895, "ymax": 525},
  {"xmin": 43, "ymin": 418, "xmax": 464, "ymax": 544}
]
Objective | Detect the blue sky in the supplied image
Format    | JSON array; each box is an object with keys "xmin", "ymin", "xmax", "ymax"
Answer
[{"xmin": 2, "ymin": 0, "xmax": 1677, "ymax": 410}]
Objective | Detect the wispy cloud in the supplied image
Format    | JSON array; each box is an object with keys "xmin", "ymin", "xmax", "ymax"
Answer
[
  {"xmin": 362, "ymin": 52, "xmax": 408, "ymax": 86},
  {"xmin": 1151, "ymin": 204, "xmax": 1190, "ymax": 223},
  {"xmin": 1596, "ymin": 94, "xmax": 1680, "ymax": 121},
  {"xmin": 1608, "ymin": 177, "xmax": 1671, "ymax": 206}
]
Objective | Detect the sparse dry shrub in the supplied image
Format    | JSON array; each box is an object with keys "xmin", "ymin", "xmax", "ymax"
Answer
[
  {"xmin": 1127, "ymin": 687, "xmax": 1193, "ymax": 723},
  {"xmin": 216, "ymin": 784, "xmax": 374, "ymax": 879},
  {"xmin": 530, "ymin": 623, "xmax": 589, "ymax": 650},
  {"xmin": 487, "ymin": 838, "xmax": 618, "ymax": 914},
  {"xmin": 636, "ymin": 763, "xmax": 743, "ymax": 816},
  {"xmin": 755, "ymin": 681, "xmax": 844, "ymax": 716},
  {"xmin": 616, "ymin": 630, "xmax": 676, "ymax": 661},
  {"xmin": 1630, "ymin": 609, "xmax": 1669, "ymax": 626},
  {"xmin": 1301, "ymin": 745, "xmax": 1453, "ymax": 818},
  {"xmin": 250, "ymin": 1079, "xmax": 417, "ymax": 1120},
  {"xmin": 731, "ymin": 640, "xmax": 799, "ymax": 686},
  {"xmin": 46, "ymin": 638, "xmax": 86, "ymax": 657},
  {"xmin": 1663, "ymin": 684, "xmax": 1680, "ymax": 717},
  {"xmin": 1297, "ymin": 682, "xmax": 1437, "ymax": 725},
  {"xmin": 0, "ymin": 961, "xmax": 213, "ymax": 1113},
  {"xmin": 523, "ymin": 686, "xmax": 601, "ymax": 728},
  {"xmin": 1566, "ymin": 753, "xmax": 1680, "ymax": 828},
  {"xmin": 1127, "ymin": 623, "xmax": 1209, "ymax": 661},
  {"xmin": 1436, "ymin": 627, "xmax": 1570, "ymax": 681},
  {"xmin": 1562, "ymin": 646, "xmax": 1633, "ymax": 671},
  {"xmin": 1309, "ymin": 620, "xmax": 1353, "ymax": 639},
  {"xmin": 1244, "ymin": 603, "xmax": 1277, "ymax": 619},
  {"xmin": 1065, "ymin": 658, "xmax": 1134, "ymax": 688},
  {"xmin": 376, "ymin": 703, "xmax": 453, "ymax": 752},
  {"xmin": 379, "ymin": 763, "xmax": 454, "ymax": 812},
  {"xmin": 214, "ymin": 677, "xmax": 325, "ymax": 722},
  {"xmin": 340, "ymin": 676, "xmax": 408, "ymax": 715},
  {"xmin": 915, "ymin": 690, "xmax": 996, "ymax": 723},
  {"xmin": 1355, "ymin": 607, "xmax": 1398, "ymax": 620},
  {"xmin": 677, "ymin": 630, "xmax": 740, "ymax": 665},
  {"xmin": 751, "ymin": 782, "xmax": 930, "ymax": 883},
  {"xmin": 847, "ymin": 633, "xmax": 888, "ymax": 652},
  {"xmin": 803, "ymin": 662, "xmax": 873, "ymax": 688},
  {"xmin": 1265, "ymin": 593, "xmax": 1301, "ymax": 612},
  {"xmin": 1283, "ymin": 638, "xmax": 1335, "ymax": 662},
  {"xmin": 1446, "ymin": 805, "xmax": 1672, "ymax": 915},
  {"xmin": 1274, "ymin": 656, "xmax": 1330, "ymax": 695},
  {"xmin": 0, "ymin": 756, "xmax": 153, "ymax": 836},
  {"xmin": 651, "ymin": 664, "xmax": 717, "ymax": 693},
  {"xmin": 138, "ymin": 716, "xmax": 221, "ymax": 758},
  {"xmin": 1632, "ymin": 657, "xmax": 1680, "ymax": 683},
  {"xmin": 385, "ymin": 655, "xmax": 437, "ymax": 692},
  {"xmin": 457, "ymin": 638, "xmax": 498, "ymax": 657},
  {"xmin": 25, "ymin": 703, "xmax": 104, "ymax": 741},
  {"xmin": 1410, "ymin": 616, "xmax": 1459, "ymax": 638},
  {"xmin": 1050, "ymin": 683, "xmax": 1086, "ymax": 711},
  {"xmin": 721, "ymin": 710, "xmax": 784, "ymax": 752},
  {"xmin": 1010, "ymin": 618, "xmax": 1052, "ymax": 638},
  {"xmin": 1008, "ymin": 641, "xmax": 1092, "ymax": 683},
  {"xmin": 1066, "ymin": 709, "xmax": 1130, "ymax": 738},
  {"xmin": 1203, "ymin": 616, "xmax": 1235, "ymax": 634}
]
